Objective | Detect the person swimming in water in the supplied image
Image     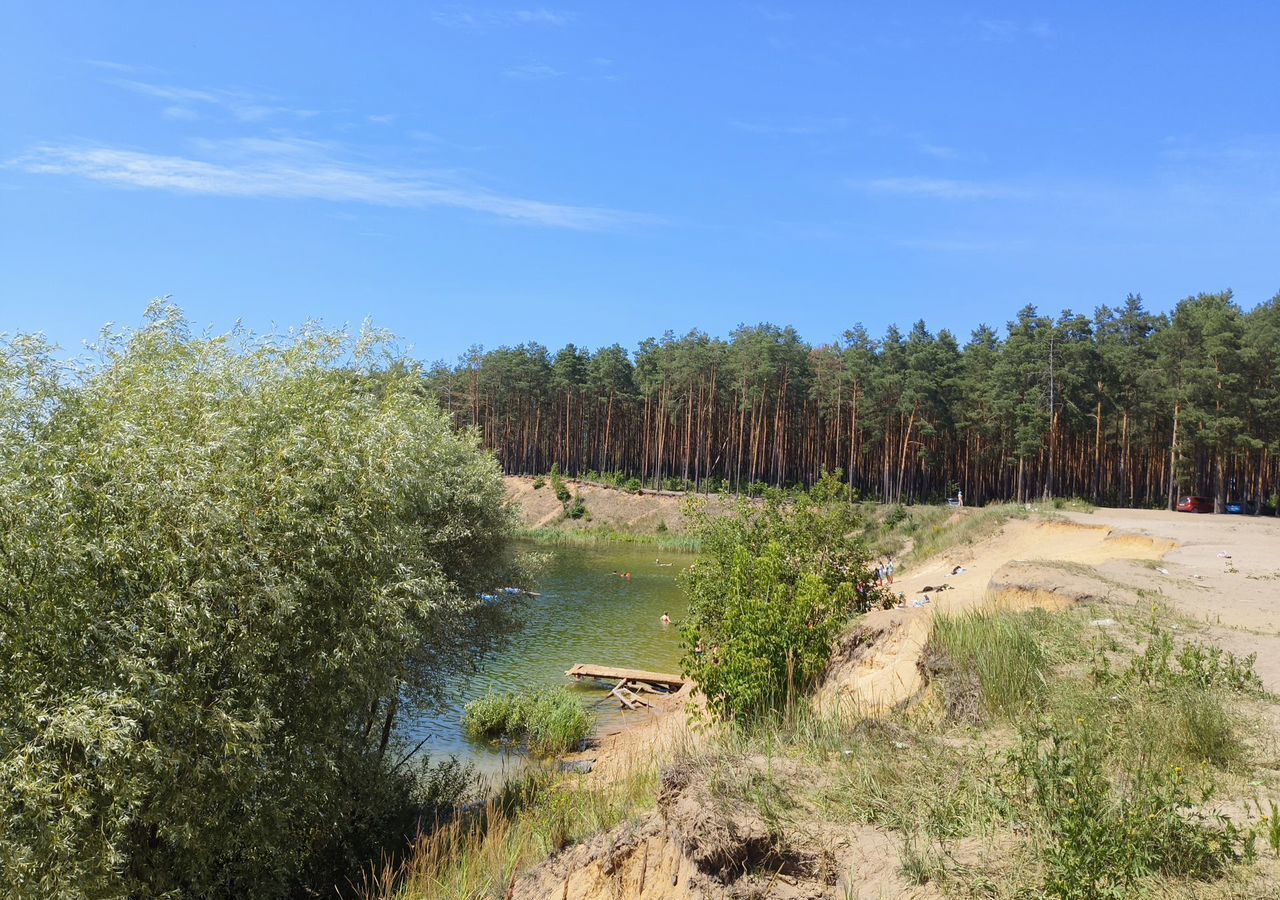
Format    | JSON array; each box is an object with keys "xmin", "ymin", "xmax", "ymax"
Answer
[{"xmin": 660, "ymin": 612, "xmax": 671, "ymax": 625}]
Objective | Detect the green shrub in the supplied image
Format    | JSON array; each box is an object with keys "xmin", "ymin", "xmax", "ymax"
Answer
[
  {"xmin": 548, "ymin": 465, "xmax": 572, "ymax": 505},
  {"xmin": 0, "ymin": 306, "xmax": 519, "ymax": 898},
  {"xmin": 566, "ymin": 496, "xmax": 587, "ymax": 519},
  {"xmin": 1012, "ymin": 722, "xmax": 1243, "ymax": 898},
  {"xmin": 623, "ymin": 477, "xmax": 643, "ymax": 493},
  {"xmin": 1097, "ymin": 630, "xmax": 1264, "ymax": 695},
  {"xmin": 680, "ymin": 472, "xmax": 881, "ymax": 720},
  {"xmin": 532, "ymin": 476, "xmax": 546, "ymax": 490},
  {"xmin": 463, "ymin": 688, "xmax": 592, "ymax": 755}
]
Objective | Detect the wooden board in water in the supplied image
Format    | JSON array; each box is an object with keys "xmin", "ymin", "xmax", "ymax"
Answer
[{"xmin": 566, "ymin": 663, "xmax": 685, "ymax": 689}]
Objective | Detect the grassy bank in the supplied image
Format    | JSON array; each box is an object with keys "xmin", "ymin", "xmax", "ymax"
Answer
[
  {"xmin": 514, "ymin": 526, "xmax": 701, "ymax": 552},
  {"xmin": 362, "ymin": 762, "xmax": 660, "ymax": 900},
  {"xmin": 860, "ymin": 497, "xmax": 1095, "ymax": 571}
]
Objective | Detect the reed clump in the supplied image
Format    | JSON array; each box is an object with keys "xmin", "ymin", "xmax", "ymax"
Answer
[{"xmin": 462, "ymin": 688, "xmax": 592, "ymax": 756}]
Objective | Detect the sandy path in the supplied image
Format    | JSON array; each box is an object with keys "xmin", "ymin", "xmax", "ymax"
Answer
[{"xmin": 817, "ymin": 515, "xmax": 1175, "ymax": 713}]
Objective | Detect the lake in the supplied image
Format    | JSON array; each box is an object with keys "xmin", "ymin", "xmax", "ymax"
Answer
[{"xmin": 405, "ymin": 541, "xmax": 694, "ymax": 775}]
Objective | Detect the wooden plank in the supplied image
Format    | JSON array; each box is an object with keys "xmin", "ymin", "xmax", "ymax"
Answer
[
  {"xmin": 624, "ymin": 680, "xmax": 661, "ymax": 695},
  {"xmin": 566, "ymin": 663, "xmax": 685, "ymax": 689},
  {"xmin": 610, "ymin": 685, "xmax": 653, "ymax": 710},
  {"xmin": 609, "ymin": 686, "xmax": 638, "ymax": 710}
]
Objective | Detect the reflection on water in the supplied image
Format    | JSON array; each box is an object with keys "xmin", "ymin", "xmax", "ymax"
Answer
[{"xmin": 403, "ymin": 541, "xmax": 694, "ymax": 775}]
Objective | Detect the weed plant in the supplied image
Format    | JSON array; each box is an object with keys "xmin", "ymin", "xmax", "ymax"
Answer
[{"xmin": 1012, "ymin": 720, "xmax": 1245, "ymax": 898}]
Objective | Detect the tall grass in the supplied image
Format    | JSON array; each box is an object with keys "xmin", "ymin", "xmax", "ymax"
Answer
[
  {"xmin": 924, "ymin": 607, "xmax": 1057, "ymax": 720},
  {"xmin": 462, "ymin": 688, "xmax": 592, "ymax": 756},
  {"xmin": 363, "ymin": 762, "xmax": 659, "ymax": 900}
]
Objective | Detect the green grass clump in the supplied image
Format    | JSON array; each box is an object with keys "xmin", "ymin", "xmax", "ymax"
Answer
[
  {"xmin": 924, "ymin": 608, "xmax": 1065, "ymax": 721},
  {"xmin": 462, "ymin": 688, "xmax": 592, "ymax": 755}
]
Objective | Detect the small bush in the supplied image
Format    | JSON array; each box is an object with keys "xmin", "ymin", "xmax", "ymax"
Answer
[
  {"xmin": 462, "ymin": 688, "xmax": 592, "ymax": 755},
  {"xmin": 623, "ymin": 477, "xmax": 643, "ymax": 493},
  {"xmin": 410, "ymin": 757, "xmax": 480, "ymax": 826},
  {"xmin": 548, "ymin": 464, "xmax": 572, "ymax": 505},
  {"xmin": 1012, "ymin": 722, "xmax": 1243, "ymax": 898},
  {"xmin": 566, "ymin": 496, "xmax": 587, "ymax": 519},
  {"xmin": 1097, "ymin": 630, "xmax": 1264, "ymax": 695},
  {"xmin": 681, "ymin": 472, "xmax": 882, "ymax": 720},
  {"xmin": 532, "ymin": 476, "xmax": 546, "ymax": 490}
]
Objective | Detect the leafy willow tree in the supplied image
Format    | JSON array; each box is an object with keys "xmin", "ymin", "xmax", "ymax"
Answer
[
  {"xmin": 0, "ymin": 305, "xmax": 520, "ymax": 898},
  {"xmin": 425, "ymin": 290, "xmax": 1280, "ymax": 511}
]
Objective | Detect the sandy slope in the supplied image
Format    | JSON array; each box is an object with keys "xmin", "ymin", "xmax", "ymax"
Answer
[
  {"xmin": 504, "ymin": 475, "xmax": 733, "ymax": 533},
  {"xmin": 1060, "ymin": 508, "xmax": 1280, "ymax": 691},
  {"xmin": 815, "ymin": 515, "xmax": 1175, "ymax": 714}
]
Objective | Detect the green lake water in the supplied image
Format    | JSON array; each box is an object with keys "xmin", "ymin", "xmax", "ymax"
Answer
[{"xmin": 405, "ymin": 541, "xmax": 694, "ymax": 776}]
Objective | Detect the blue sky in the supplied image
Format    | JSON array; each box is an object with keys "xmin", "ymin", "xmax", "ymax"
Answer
[{"xmin": 3, "ymin": 2, "xmax": 1278, "ymax": 361}]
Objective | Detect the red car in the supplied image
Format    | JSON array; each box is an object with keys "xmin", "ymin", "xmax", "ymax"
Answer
[{"xmin": 1176, "ymin": 496, "xmax": 1213, "ymax": 513}]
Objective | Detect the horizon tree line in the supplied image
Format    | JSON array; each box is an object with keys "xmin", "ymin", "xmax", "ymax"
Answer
[{"xmin": 422, "ymin": 290, "xmax": 1280, "ymax": 513}]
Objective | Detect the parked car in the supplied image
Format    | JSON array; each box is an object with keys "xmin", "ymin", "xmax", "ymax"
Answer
[
  {"xmin": 1224, "ymin": 501, "xmax": 1244, "ymax": 514},
  {"xmin": 1176, "ymin": 495, "xmax": 1213, "ymax": 513}
]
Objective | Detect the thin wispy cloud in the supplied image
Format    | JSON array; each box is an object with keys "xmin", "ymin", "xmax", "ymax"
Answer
[
  {"xmin": 162, "ymin": 106, "xmax": 201, "ymax": 122},
  {"xmin": 754, "ymin": 5, "xmax": 795, "ymax": 22},
  {"xmin": 111, "ymin": 78, "xmax": 317, "ymax": 123},
  {"xmin": 731, "ymin": 117, "xmax": 848, "ymax": 137},
  {"xmin": 12, "ymin": 141, "xmax": 640, "ymax": 230},
  {"xmin": 83, "ymin": 59, "xmax": 147, "ymax": 74},
  {"xmin": 918, "ymin": 143, "xmax": 959, "ymax": 160},
  {"xmin": 431, "ymin": 8, "xmax": 574, "ymax": 28},
  {"xmin": 853, "ymin": 176, "xmax": 1030, "ymax": 200},
  {"xmin": 974, "ymin": 18, "xmax": 1052, "ymax": 41},
  {"xmin": 503, "ymin": 63, "xmax": 562, "ymax": 80}
]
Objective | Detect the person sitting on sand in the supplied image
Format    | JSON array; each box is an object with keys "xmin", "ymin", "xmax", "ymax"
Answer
[{"xmin": 660, "ymin": 612, "xmax": 671, "ymax": 625}]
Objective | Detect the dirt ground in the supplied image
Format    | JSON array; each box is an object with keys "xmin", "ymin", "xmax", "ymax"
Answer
[{"xmin": 504, "ymin": 476, "xmax": 734, "ymax": 533}]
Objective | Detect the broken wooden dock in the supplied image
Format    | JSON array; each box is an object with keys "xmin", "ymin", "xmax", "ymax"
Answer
[{"xmin": 565, "ymin": 663, "xmax": 685, "ymax": 691}]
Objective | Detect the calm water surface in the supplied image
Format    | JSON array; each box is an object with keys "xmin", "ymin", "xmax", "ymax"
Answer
[{"xmin": 405, "ymin": 541, "xmax": 694, "ymax": 775}]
